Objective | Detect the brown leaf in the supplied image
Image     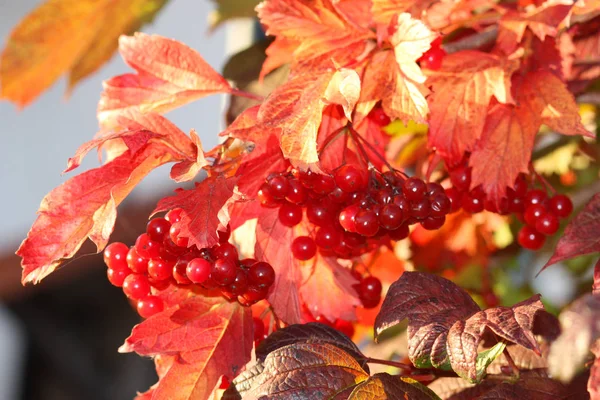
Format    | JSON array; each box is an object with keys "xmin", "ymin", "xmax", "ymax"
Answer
[
  {"xmin": 256, "ymin": 323, "xmax": 369, "ymax": 371},
  {"xmin": 544, "ymin": 193, "xmax": 600, "ymax": 270},
  {"xmin": 548, "ymin": 294, "xmax": 600, "ymax": 382},
  {"xmin": 348, "ymin": 373, "xmax": 441, "ymax": 399},
  {"xmin": 476, "ymin": 375, "xmax": 568, "ymax": 399},
  {"xmin": 242, "ymin": 342, "xmax": 369, "ymax": 399}
]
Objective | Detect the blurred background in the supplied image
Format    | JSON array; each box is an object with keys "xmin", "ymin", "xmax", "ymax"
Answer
[{"xmin": 0, "ymin": 0, "xmax": 255, "ymax": 398}]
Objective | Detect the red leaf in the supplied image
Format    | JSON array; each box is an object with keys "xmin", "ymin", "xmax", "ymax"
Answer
[
  {"xmin": 153, "ymin": 176, "xmax": 239, "ymax": 250},
  {"xmin": 300, "ymin": 256, "xmax": 361, "ymax": 322},
  {"xmin": 543, "ymin": 193, "xmax": 600, "ymax": 269},
  {"xmin": 255, "ymin": 207, "xmax": 302, "ymax": 324},
  {"xmin": 169, "ymin": 130, "xmax": 209, "ymax": 183},
  {"xmin": 122, "ymin": 295, "xmax": 252, "ymax": 400},
  {"xmin": 17, "ymin": 138, "xmax": 178, "ymax": 284},
  {"xmin": 427, "ymin": 51, "xmax": 517, "ymax": 163},
  {"xmin": 98, "ymin": 33, "xmax": 231, "ymax": 126}
]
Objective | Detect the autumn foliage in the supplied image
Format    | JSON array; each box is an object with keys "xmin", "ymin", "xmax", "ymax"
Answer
[{"xmin": 4, "ymin": 0, "xmax": 600, "ymax": 398}]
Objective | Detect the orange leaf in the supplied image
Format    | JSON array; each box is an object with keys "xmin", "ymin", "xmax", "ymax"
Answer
[
  {"xmin": 122, "ymin": 295, "xmax": 252, "ymax": 400},
  {"xmin": 372, "ymin": 0, "xmax": 415, "ymax": 26},
  {"xmin": 427, "ymin": 51, "xmax": 517, "ymax": 163},
  {"xmin": 469, "ymin": 104, "xmax": 539, "ymax": 201},
  {"xmin": 98, "ymin": 33, "xmax": 231, "ymax": 126},
  {"xmin": 17, "ymin": 135, "xmax": 180, "ymax": 284},
  {"xmin": 0, "ymin": 0, "xmax": 168, "ymax": 107},
  {"xmin": 169, "ymin": 130, "xmax": 209, "ymax": 182}
]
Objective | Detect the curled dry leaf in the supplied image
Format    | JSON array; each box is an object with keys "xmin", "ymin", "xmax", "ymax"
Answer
[
  {"xmin": 548, "ymin": 293, "xmax": 600, "ymax": 382},
  {"xmin": 375, "ymin": 272, "xmax": 544, "ymax": 382}
]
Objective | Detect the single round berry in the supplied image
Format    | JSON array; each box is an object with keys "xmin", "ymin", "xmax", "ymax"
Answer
[
  {"xmin": 242, "ymin": 286, "xmax": 269, "ymax": 304},
  {"xmin": 165, "ymin": 208, "xmax": 183, "ymax": 223},
  {"xmin": 306, "ymin": 201, "xmax": 334, "ymax": 227},
  {"xmin": 421, "ymin": 216, "xmax": 446, "ymax": 230},
  {"xmin": 123, "ymin": 274, "xmax": 151, "ymax": 300},
  {"xmin": 253, "ymin": 317, "xmax": 266, "ymax": 343},
  {"xmin": 148, "ymin": 259, "xmax": 175, "ymax": 282},
  {"xmin": 549, "ymin": 194, "xmax": 573, "ymax": 219},
  {"xmin": 285, "ymin": 179, "xmax": 308, "ymax": 204},
  {"xmin": 127, "ymin": 247, "xmax": 148, "ymax": 274},
  {"xmin": 462, "ymin": 193, "xmax": 484, "ymax": 214},
  {"xmin": 370, "ymin": 107, "xmax": 391, "ymax": 126},
  {"xmin": 186, "ymin": 258, "xmax": 212, "ymax": 284},
  {"xmin": 445, "ymin": 188, "xmax": 462, "ymax": 213},
  {"xmin": 214, "ymin": 243, "xmax": 239, "ymax": 263},
  {"xmin": 107, "ymin": 268, "xmax": 130, "ymax": 287},
  {"xmin": 228, "ymin": 270, "xmax": 249, "ymax": 295},
  {"xmin": 354, "ymin": 210, "xmax": 379, "ymax": 237},
  {"xmin": 103, "ymin": 242, "xmax": 129, "ymax": 271},
  {"xmin": 361, "ymin": 295, "xmax": 381, "ymax": 309},
  {"xmin": 137, "ymin": 296, "xmax": 164, "ymax": 318},
  {"xmin": 449, "ymin": 166, "xmax": 471, "ymax": 191},
  {"xmin": 359, "ymin": 276, "xmax": 382, "ymax": 301},
  {"xmin": 411, "ymin": 198, "xmax": 430, "ymax": 219},
  {"xmin": 339, "ymin": 204, "xmax": 360, "ymax": 232},
  {"xmin": 426, "ymin": 182, "xmax": 445, "ymax": 196},
  {"xmin": 146, "ymin": 218, "xmax": 171, "ymax": 242},
  {"xmin": 419, "ymin": 45, "xmax": 446, "ymax": 70},
  {"xmin": 169, "ymin": 225, "xmax": 189, "ymax": 248},
  {"xmin": 172, "ymin": 257, "xmax": 193, "ymax": 285},
  {"xmin": 334, "ymin": 165, "xmax": 366, "ymax": 193},
  {"xmin": 297, "ymin": 170, "xmax": 318, "ymax": 189},
  {"xmin": 334, "ymin": 319, "xmax": 355, "ymax": 338},
  {"xmin": 402, "ymin": 177, "xmax": 427, "ymax": 201},
  {"xmin": 510, "ymin": 196, "xmax": 525, "ymax": 213},
  {"xmin": 211, "ymin": 259, "xmax": 237, "ymax": 286},
  {"xmin": 315, "ymin": 226, "xmax": 342, "ymax": 249},
  {"xmin": 258, "ymin": 183, "xmax": 278, "ymax": 207},
  {"xmin": 524, "ymin": 189, "xmax": 547, "ymax": 208},
  {"xmin": 429, "ymin": 193, "xmax": 451, "ymax": 217},
  {"xmin": 387, "ymin": 224, "xmax": 410, "ymax": 240},
  {"xmin": 524, "ymin": 204, "xmax": 547, "ymax": 226},
  {"xmin": 278, "ymin": 202, "xmax": 303, "ymax": 227},
  {"xmin": 329, "ymin": 187, "xmax": 350, "ymax": 204},
  {"xmin": 378, "ymin": 204, "xmax": 404, "ymax": 230},
  {"xmin": 248, "ymin": 262, "xmax": 275, "ymax": 287},
  {"xmin": 512, "ymin": 175, "xmax": 528, "ymax": 197},
  {"xmin": 518, "ymin": 226, "xmax": 546, "ymax": 250},
  {"xmin": 313, "ymin": 174, "xmax": 336, "ymax": 195},
  {"xmin": 267, "ymin": 175, "xmax": 289, "ymax": 199},
  {"xmin": 292, "ymin": 236, "xmax": 317, "ymax": 260},
  {"xmin": 535, "ymin": 213, "xmax": 559, "ymax": 235}
]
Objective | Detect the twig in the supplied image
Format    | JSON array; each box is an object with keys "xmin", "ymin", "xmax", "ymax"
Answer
[
  {"xmin": 443, "ymin": 26, "xmax": 498, "ymax": 54},
  {"xmin": 502, "ymin": 346, "xmax": 520, "ymax": 378},
  {"xmin": 577, "ymin": 92, "xmax": 600, "ymax": 105},
  {"xmin": 230, "ymin": 88, "xmax": 265, "ymax": 102},
  {"xmin": 366, "ymin": 357, "xmax": 413, "ymax": 371}
]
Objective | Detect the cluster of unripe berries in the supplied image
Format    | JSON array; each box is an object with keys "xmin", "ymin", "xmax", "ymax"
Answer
[
  {"xmin": 258, "ymin": 166, "xmax": 452, "ymax": 263},
  {"xmin": 102, "ymin": 209, "xmax": 275, "ymax": 318},
  {"xmin": 445, "ymin": 165, "xmax": 573, "ymax": 250}
]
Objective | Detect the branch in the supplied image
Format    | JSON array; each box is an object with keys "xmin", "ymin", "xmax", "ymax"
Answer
[
  {"xmin": 443, "ymin": 26, "xmax": 498, "ymax": 54},
  {"xmin": 577, "ymin": 92, "xmax": 600, "ymax": 105}
]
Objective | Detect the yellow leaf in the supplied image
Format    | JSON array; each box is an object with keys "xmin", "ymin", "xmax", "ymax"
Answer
[
  {"xmin": 0, "ymin": 0, "xmax": 168, "ymax": 107},
  {"xmin": 384, "ymin": 119, "xmax": 428, "ymax": 136}
]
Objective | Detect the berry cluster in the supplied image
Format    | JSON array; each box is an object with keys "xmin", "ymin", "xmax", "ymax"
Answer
[
  {"xmin": 103, "ymin": 210, "xmax": 275, "ymax": 318},
  {"xmin": 419, "ymin": 37, "xmax": 446, "ymax": 70},
  {"xmin": 258, "ymin": 166, "xmax": 452, "ymax": 262},
  {"xmin": 445, "ymin": 165, "xmax": 573, "ymax": 250}
]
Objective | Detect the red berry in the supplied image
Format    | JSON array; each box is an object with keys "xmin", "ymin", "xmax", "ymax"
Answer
[
  {"xmin": 445, "ymin": 187, "xmax": 462, "ymax": 213},
  {"xmin": 387, "ymin": 224, "xmax": 410, "ymax": 240},
  {"xmin": 137, "ymin": 296, "xmax": 164, "ymax": 318},
  {"xmin": 123, "ymin": 274, "xmax": 151, "ymax": 300},
  {"xmin": 168, "ymin": 225, "xmax": 189, "ymax": 248},
  {"xmin": 186, "ymin": 258, "xmax": 212, "ymax": 284},
  {"xmin": 292, "ymin": 236, "xmax": 317, "ymax": 260},
  {"xmin": 297, "ymin": 170, "xmax": 318, "ymax": 189},
  {"xmin": 354, "ymin": 210, "xmax": 379, "ymax": 237},
  {"xmin": 107, "ymin": 268, "xmax": 130, "ymax": 287},
  {"xmin": 212, "ymin": 259, "xmax": 237, "ymax": 285},
  {"xmin": 103, "ymin": 242, "xmax": 129, "ymax": 271},
  {"xmin": 253, "ymin": 317, "xmax": 266, "ymax": 343},
  {"xmin": 378, "ymin": 204, "xmax": 404, "ymax": 230},
  {"xmin": 285, "ymin": 179, "xmax": 308, "ymax": 204},
  {"xmin": 402, "ymin": 177, "xmax": 427, "ymax": 201},
  {"xmin": 535, "ymin": 213, "xmax": 559, "ymax": 235},
  {"xmin": 462, "ymin": 193, "xmax": 484, "ymax": 213},
  {"xmin": 172, "ymin": 257, "xmax": 193, "ymax": 285},
  {"xmin": 267, "ymin": 175, "xmax": 289, "ymax": 199},
  {"xmin": 146, "ymin": 218, "xmax": 171, "ymax": 242},
  {"xmin": 329, "ymin": 187, "xmax": 350, "ymax": 204},
  {"xmin": 518, "ymin": 226, "xmax": 546, "ymax": 250},
  {"xmin": 313, "ymin": 174, "xmax": 336, "ymax": 195},
  {"xmin": 148, "ymin": 258, "xmax": 175, "ymax": 282},
  {"xmin": 512, "ymin": 175, "xmax": 528, "ymax": 197},
  {"xmin": 549, "ymin": 194, "xmax": 573, "ymax": 219},
  {"xmin": 306, "ymin": 201, "xmax": 334, "ymax": 227},
  {"xmin": 248, "ymin": 262, "xmax": 275, "ymax": 287},
  {"xmin": 419, "ymin": 46, "xmax": 446, "ymax": 70},
  {"xmin": 258, "ymin": 183, "xmax": 279, "ymax": 207},
  {"xmin": 165, "ymin": 208, "xmax": 183, "ymax": 223},
  {"xmin": 410, "ymin": 198, "xmax": 430, "ymax": 219},
  {"xmin": 334, "ymin": 319, "xmax": 355, "ymax": 338},
  {"xmin": 278, "ymin": 202, "xmax": 303, "ymax": 227},
  {"xmin": 315, "ymin": 226, "xmax": 342, "ymax": 249},
  {"xmin": 429, "ymin": 193, "xmax": 451, "ymax": 217},
  {"xmin": 421, "ymin": 216, "xmax": 445, "ymax": 230},
  {"xmin": 242, "ymin": 286, "xmax": 269, "ymax": 304},
  {"xmin": 361, "ymin": 295, "xmax": 381, "ymax": 309},
  {"xmin": 370, "ymin": 107, "xmax": 391, "ymax": 126},
  {"xmin": 359, "ymin": 276, "xmax": 382, "ymax": 300},
  {"xmin": 449, "ymin": 166, "xmax": 471, "ymax": 191},
  {"xmin": 510, "ymin": 196, "xmax": 525, "ymax": 213},
  {"xmin": 524, "ymin": 204, "xmax": 547, "ymax": 226},
  {"xmin": 228, "ymin": 270, "xmax": 249, "ymax": 295},
  {"xmin": 339, "ymin": 204, "xmax": 360, "ymax": 232},
  {"xmin": 127, "ymin": 247, "xmax": 148, "ymax": 274},
  {"xmin": 334, "ymin": 165, "xmax": 366, "ymax": 193},
  {"xmin": 214, "ymin": 243, "xmax": 239, "ymax": 262},
  {"xmin": 524, "ymin": 189, "xmax": 547, "ymax": 209}
]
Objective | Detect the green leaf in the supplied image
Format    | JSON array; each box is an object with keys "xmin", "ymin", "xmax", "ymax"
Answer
[{"xmin": 474, "ymin": 342, "xmax": 506, "ymax": 383}]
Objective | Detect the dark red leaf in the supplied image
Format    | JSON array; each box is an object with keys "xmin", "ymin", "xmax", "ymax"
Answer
[
  {"xmin": 153, "ymin": 176, "xmax": 239, "ymax": 250},
  {"xmin": 543, "ymin": 193, "xmax": 600, "ymax": 270},
  {"xmin": 475, "ymin": 375, "xmax": 568, "ymax": 399}
]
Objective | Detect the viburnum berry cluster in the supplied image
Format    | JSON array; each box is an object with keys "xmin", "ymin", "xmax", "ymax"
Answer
[{"xmin": 102, "ymin": 209, "xmax": 275, "ymax": 317}]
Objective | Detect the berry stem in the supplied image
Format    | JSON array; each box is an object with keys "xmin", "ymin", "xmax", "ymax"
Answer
[
  {"xmin": 318, "ymin": 125, "xmax": 349, "ymax": 154},
  {"xmin": 348, "ymin": 125, "xmax": 401, "ymax": 176},
  {"xmin": 230, "ymin": 88, "xmax": 265, "ymax": 102},
  {"xmin": 530, "ymin": 163, "xmax": 556, "ymax": 195},
  {"xmin": 502, "ymin": 345, "xmax": 520, "ymax": 378},
  {"xmin": 365, "ymin": 357, "xmax": 413, "ymax": 371}
]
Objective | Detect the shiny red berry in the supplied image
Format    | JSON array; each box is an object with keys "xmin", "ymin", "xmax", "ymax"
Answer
[
  {"xmin": 549, "ymin": 194, "xmax": 573, "ymax": 219},
  {"xmin": 518, "ymin": 226, "xmax": 545, "ymax": 250},
  {"xmin": 278, "ymin": 202, "xmax": 303, "ymax": 227},
  {"xmin": 103, "ymin": 242, "xmax": 129, "ymax": 271},
  {"xmin": 292, "ymin": 236, "xmax": 317, "ymax": 260},
  {"xmin": 137, "ymin": 296, "xmax": 164, "ymax": 318}
]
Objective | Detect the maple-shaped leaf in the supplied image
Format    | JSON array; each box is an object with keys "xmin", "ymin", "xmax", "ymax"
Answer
[
  {"xmin": 548, "ymin": 293, "xmax": 600, "ymax": 382},
  {"xmin": 348, "ymin": 373, "xmax": 441, "ymax": 400},
  {"xmin": 300, "ymin": 256, "xmax": 361, "ymax": 322},
  {"xmin": 169, "ymin": 130, "xmax": 209, "ymax": 182},
  {"xmin": 0, "ymin": 0, "xmax": 168, "ymax": 107},
  {"xmin": 17, "ymin": 132, "xmax": 183, "ymax": 284},
  {"xmin": 256, "ymin": 323, "xmax": 369, "ymax": 370},
  {"xmin": 427, "ymin": 51, "xmax": 516, "ymax": 163},
  {"xmin": 153, "ymin": 176, "xmax": 238, "ymax": 250},
  {"xmin": 122, "ymin": 295, "xmax": 252, "ymax": 400},
  {"xmin": 497, "ymin": 0, "xmax": 573, "ymax": 54},
  {"xmin": 544, "ymin": 193, "xmax": 600, "ymax": 269},
  {"xmin": 255, "ymin": 207, "xmax": 302, "ymax": 324},
  {"xmin": 375, "ymin": 272, "xmax": 544, "ymax": 382},
  {"xmin": 239, "ymin": 342, "xmax": 369, "ymax": 399},
  {"xmin": 98, "ymin": 33, "xmax": 231, "ymax": 126}
]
